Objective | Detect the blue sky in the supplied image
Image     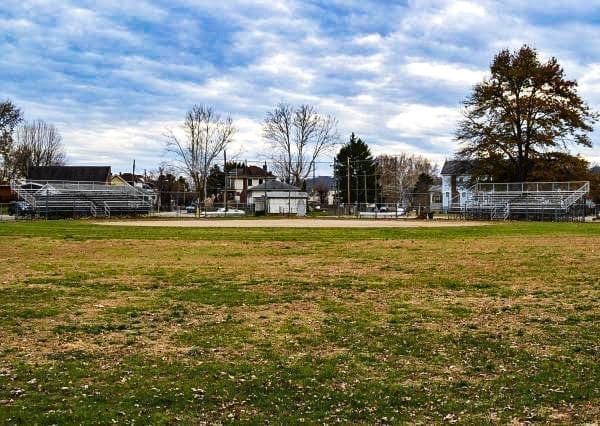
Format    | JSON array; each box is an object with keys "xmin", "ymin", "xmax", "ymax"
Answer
[{"xmin": 2, "ymin": 0, "xmax": 600, "ymax": 174}]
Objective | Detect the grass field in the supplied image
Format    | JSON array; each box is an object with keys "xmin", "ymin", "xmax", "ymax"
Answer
[{"xmin": 0, "ymin": 220, "xmax": 599, "ymax": 424}]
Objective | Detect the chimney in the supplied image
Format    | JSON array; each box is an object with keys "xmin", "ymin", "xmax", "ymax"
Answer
[{"xmin": 263, "ymin": 162, "xmax": 268, "ymax": 173}]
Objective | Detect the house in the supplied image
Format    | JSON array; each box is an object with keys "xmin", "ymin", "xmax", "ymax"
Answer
[
  {"xmin": 441, "ymin": 160, "xmax": 475, "ymax": 212},
  {"xmin": 305, "ymin": 176, "xmax": 337, "ymax": 205},
  {"xmin": 110, "ymin": 175, "xmax": 130, "ymax": 186},
  {"xmin": 27, "ymin": 166, "xmax": 112, "ymax": 183},
  {"xmin": 247, "ymin": 180, "xmax": 309, "ymax": 214},
  {"xmin": 113, "ymin": 172, "xmax": 148, "ymax": 188},
  {"xmin": 111, "ymin": 173, "xmax": 157, "ymax": 205},
  {"xmin": 227, "ymin": 163, "xmax": 276, "ymax": 203}
]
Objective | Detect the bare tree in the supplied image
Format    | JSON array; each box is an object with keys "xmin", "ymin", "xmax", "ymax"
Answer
[
  {"xmin": 314, "ymin": 180, "xmax": 330, "ymax": 205},
  {"xmin": 263, "ymin": 103, "xmax": 338, "ymax": 186},
  {"xmin": 14, "ymin": 119, "xmax": 66, "ymax": 177},
  {"xmin": 0, "ymin": 100, "xmax": 23, "ymax": 182},
  {"xmin": 377, "ymin": 154, "xmax": 437, "ymax": 206},
  {"xmin": 165, "ymin": 105, "xmax": 236, "ymax": 200}
]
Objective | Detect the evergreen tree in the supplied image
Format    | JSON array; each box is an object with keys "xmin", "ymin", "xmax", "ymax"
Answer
[
  {"xmin": 206, "ymin": 164, "xmax": 225, "ymax": 197},
  {"xmin": 333, "ymin": 133, "xmax": 378, "ymax": 204},
  {"xmin": 412, "ymin": 173, "xmax": 435, "ymax": 211}
]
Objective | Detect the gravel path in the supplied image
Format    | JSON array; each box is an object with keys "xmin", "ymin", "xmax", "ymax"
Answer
[{"xmin": 98, "ymin": 218, "xmax": 489, "ymax": 228}]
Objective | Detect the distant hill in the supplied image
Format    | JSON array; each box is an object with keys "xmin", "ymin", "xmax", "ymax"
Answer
[{"xmin": 305, "ymin": 176, "xmax": 335, "ymax": 191}]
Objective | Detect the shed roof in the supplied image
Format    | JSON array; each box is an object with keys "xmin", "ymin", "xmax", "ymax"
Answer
[{"xmin": 253, "ymin": 191, "xmax": 308, "ymax": 198}]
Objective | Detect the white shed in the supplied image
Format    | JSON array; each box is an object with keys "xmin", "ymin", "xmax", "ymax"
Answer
[{"xmin": 247, "ymin": 181, "xmax": 309, "ymax": 215}]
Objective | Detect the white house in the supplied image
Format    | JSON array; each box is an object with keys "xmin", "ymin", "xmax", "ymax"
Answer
[
  {"xmin": 247, "ymin": 180, "xmax": 309, "ymax": 214},
  {"xmin": 227, "ymin": 163, "xmax": 276, "ymax": 204},
  {"xmin": 441, "ymin": 160, "xmax": 475, "ymax": 212}
]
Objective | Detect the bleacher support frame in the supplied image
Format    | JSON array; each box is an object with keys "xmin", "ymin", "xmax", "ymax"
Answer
[{"xmin": 462, "ymin": 181, "xmax": 590, "ymax": 221}]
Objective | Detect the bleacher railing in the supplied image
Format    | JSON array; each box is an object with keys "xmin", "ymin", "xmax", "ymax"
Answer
[
  {"xmin": 11, "ymin": 179, "xmax": 154, "ymax": 218},
  {"xmin": 464, "ymin": 180, "xmax": 590, "ymax": 220}
]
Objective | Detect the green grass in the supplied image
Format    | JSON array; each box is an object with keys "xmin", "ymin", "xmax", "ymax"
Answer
[
  {"xmin": 1, "ymin": 218, "xmax": 599, "ymax": 241},
  {"xmin": 0, "ymin": 219, "xmax": 599, "ymax": 423}
]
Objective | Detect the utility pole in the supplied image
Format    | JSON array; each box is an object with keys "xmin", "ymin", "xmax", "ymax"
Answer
[
  {"xmin": 364, "ymin": 173, "xmax": 368, "ymax": 204},
  {"xmin": 224, "ymin": 150, "xmax": 228, "ymax": 212},
  {"xmin": 394, "ymin": 156, "xmax": 399, "ymax": 215},
  {"xmin": 346, "ymin": 157, "xmax": 351, "ymax": 208},
  {"xmin": 312, "ymin": 162, "xmax": 316, "ymax": 204},
  {"xmin": 355, "ymin": 163, "xmax": 359, "ymax": 216},
  {"xmin": 264, "ymin": 177, "xmax": 268, "ymax": 216}
]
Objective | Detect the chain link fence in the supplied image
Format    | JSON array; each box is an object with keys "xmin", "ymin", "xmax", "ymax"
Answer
[{"xmin": 2, "ymin": 189, "xmax": 597, "ymax": 221}]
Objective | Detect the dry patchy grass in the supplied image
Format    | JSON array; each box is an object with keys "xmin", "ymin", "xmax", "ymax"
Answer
[{"xmin": 0, "ymin": 223, "xmax": 599, "ymax": 423}]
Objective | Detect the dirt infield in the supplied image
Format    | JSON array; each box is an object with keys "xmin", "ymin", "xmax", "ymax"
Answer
[{"xmin": 98, "ymin": 218, "xmax": 489, "ymax": 228}]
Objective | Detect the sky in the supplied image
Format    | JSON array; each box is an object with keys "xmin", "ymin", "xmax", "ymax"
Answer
[{"xmin": 2, "ymin": 0, "xmax": 600, "ymax": 175}]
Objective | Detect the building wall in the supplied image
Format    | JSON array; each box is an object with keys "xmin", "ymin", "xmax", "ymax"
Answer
[
  {"xmin": 247, "ymin": 191, "xmax": 307, "ymax": 205},
  {"xmin": 441, "ymin": 175, "xmax": 452, "ymax": 210},
  {"xmin": 442, "ymin": 174, "xmax": 472, "ymax": 211},
  {"xmin": 0, "ymin": 185, "xmax": 16, "ymax": 203},
  {"xmin": 229, "ymin": 177, "xmax": 268, "ymax": 202},
  {"xmin": 429, "ymin": 192, "xmax": 442, "ymax": 212},
  {"xmin": 268, "ymin": 198, "xmax": 305, "ymax": 214}
]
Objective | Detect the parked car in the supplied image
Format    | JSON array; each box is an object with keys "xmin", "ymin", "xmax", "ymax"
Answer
[
  {"xmin": 8, "ymin": 201, "xmax": 34, "ymax": 216},
  {"xmin": 185, "ymin": 204, "xmax": 197, "ymax": 214},
  {"xmin": 215, "ymin": 207, "xmax": 245, "ymax": 216}
]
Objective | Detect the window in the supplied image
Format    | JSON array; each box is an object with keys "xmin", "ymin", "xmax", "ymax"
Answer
[
  {"xmin": 445, "ymin": 191, "xmax": 449, "ymax": 200},
  {"xmin": 259, "ymin": 179, "xmax": 263, "ymax": 185},
  {"xmin": 247, "ymin": 178, "xmax": 253, "ymax": 186},
  {"xmin": 432, "ymin": 194, "xmax": 441, "ymax": 203}
]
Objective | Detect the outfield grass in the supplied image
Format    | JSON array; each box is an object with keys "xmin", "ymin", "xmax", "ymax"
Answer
[{"xmin": 0, "ymin": 220, "xmax": 599, "ymax": 423}]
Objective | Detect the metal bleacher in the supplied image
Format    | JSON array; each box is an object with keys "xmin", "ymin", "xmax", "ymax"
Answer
[
  {"xmin": 11, "ymin": 180, "xmax": 153, "ymax": 218},
  {"xmin": 463, "ymin": 181, "xmax": 590, "ymax": 221}
]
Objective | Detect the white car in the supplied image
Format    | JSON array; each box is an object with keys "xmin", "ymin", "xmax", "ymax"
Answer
[
  {"xmin": 202, "ymin": 208, "xmax": 246, "ymax": 217},
  {"xmin": 216, "ymin": 207, "xmax": 245, "ymax": 215}
]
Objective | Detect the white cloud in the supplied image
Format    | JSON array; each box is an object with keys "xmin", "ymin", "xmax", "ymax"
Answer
[
  {"xmin": 353, "ymin": 33, "xmax": 384, "ymax": 46},
  {"xmin": 578, "ymin": 64, "xmax": 600, "ymax": 99},
  {"xmin": 403, "ymin": 61, "xmax": 487, "ymax": 86},
  {"xmin": 3, "ymin": 0, "xmax": 600, "ymax": 173},
  {"xmin": 386, "ymin": 104, "xmax": 461, "ymax": 137}
]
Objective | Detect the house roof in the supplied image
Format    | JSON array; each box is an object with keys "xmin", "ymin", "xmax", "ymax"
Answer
[
  {"xmin": 441, "ymin": 160, "xmax": 475, "ymax": 176},
  {"xmin": 228, "ymin": 165, "xmax": 274, "ymax": 178},
  {"xmin": 27, "ymin": 166, "xmax": 111, "ymax": 182},
  {"xmin": 118, "ymin": 173, "xmax": 145, "ymax": 183},
  {"xmin": 247, "ymin": 180, "xmax": 300, "ymax": 192}
]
